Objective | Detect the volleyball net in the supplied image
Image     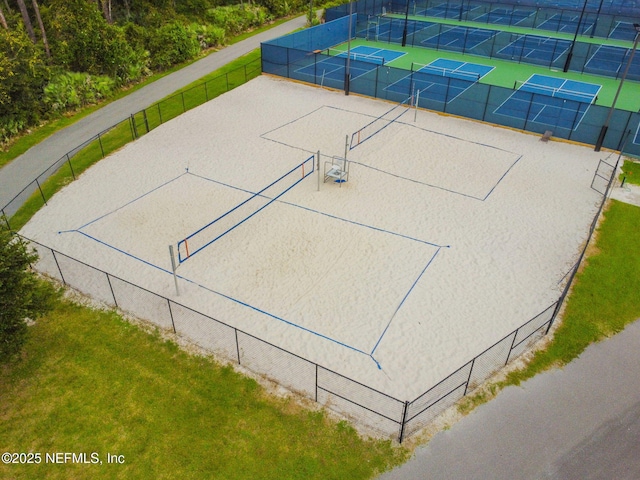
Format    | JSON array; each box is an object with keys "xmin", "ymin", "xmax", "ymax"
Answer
[
  {"xmin": 350, "ymin": 96, "xmax": 412, "ymax": 150},
  {"xmin": 176, "ymin": 155, "xmax": 315, "ymax": 264}
]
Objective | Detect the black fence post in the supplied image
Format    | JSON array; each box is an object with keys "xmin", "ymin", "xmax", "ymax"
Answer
[
  {"xmin": 398, "ymin": 401, "xmax": 410, "ymax": 443},
  {"xmin": 106, "ymin": 274, "xmax": 118, "ymax": 309},
  {"xmin": 66, "ymin": 153, "xmax": 76, "ymax": 180},
  {"xmin": 35, "ymin": 179, "xmax": 47, "ymax": 206},
  {"xmin": 235, "ymin": 329, "xmax": 241, "ymax": 364},
  {"xmin": 51, "ymin": 250, "xmax": 66, "ymax": 285},
  {"xmin": 98, "ymin": 134, "xmax": 105, "ymax": 158},
  {"xmin": 167, "ymin": 300, "xmax": 177, "ymax": 334}
]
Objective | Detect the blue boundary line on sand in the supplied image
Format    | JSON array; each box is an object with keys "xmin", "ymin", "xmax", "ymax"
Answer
[
  {"xmin": 370, "ymin": 246, "xmax": 442, "ymax": 357},
  {"xmin": 59, "ymin": 168, "xmax": 449, "ymax": 370},
  {"xmin": 58, "ymin": 171, "xmax": 189, "ymax": 233}
]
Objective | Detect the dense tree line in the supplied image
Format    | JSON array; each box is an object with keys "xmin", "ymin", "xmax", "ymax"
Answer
[{"xmin": 0, "ymin": 0, "xmax": 314, "ymax": 145}]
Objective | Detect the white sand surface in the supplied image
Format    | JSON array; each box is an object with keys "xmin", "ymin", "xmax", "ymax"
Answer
[{"xmin": 21, "ymin": 75, "xmax": 604, "ymax": 403}]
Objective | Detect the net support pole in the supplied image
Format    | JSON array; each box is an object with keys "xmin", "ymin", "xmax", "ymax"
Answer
[
  {"xmin": 169, "ymin": 244, "xmax": 180, "ymax": 296},
  {"xmin": 317, "ymin": 150, "xmax": 321, "ymax": 191},
  {"xmin": 414, "ymin": 90, "xmax": 420, "ymax": 122},
  {"xmin": 344, "ymin": 134, "xmax": 349, "ymax": 163}
]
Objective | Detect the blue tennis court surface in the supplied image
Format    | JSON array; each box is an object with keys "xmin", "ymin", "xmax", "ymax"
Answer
[
  {"xmin": 386, "ymin": 58, "xmax": 493, "ymax": 103},
  {"xmin": 331, "ymin": 45, "xmax": 406, "ymax": 65},
  {"xmin": 495, "ymin": 74, "xmax": 601, "ymax": 130},
  {"xmin": 536, "ymin": 14, "xmax": 594, "ymax": 34},
  {"xmin": 609, "ymin": 21, "xmax": 640, "ymax": 41},
  {"xmin": 421, "ymin": 26, "xmax": 496, "ymax": 49},
  {"xmin": 635, "ymin": 123, "xmax": 640, "ymax": 145},
  {"xmin": 585, "ymin": 45, "xmax": 640, "ymax": 77},
  {"xmin": 473, "ymin": 8, "xmax": 534, "ymax": 26},
  {"xmin": 498, "ymin": 36, "xmax": 571, "ymax": 64},
  {"xmin": 294, "ymin": 46, "xmax": 405, "ymax": 84}
]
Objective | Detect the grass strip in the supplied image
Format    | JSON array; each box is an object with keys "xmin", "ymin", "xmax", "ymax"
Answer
[
  {"xmin": 0, "ymin": 298, "xmax": 408, "ymax": 479},
  {"xmin": 7, "ymin": 51, "xmax": 261, "ymax": 232},
  {"xmin": 459, "ymin": 199, "xmax": 640, "ymax": 412},
  {"xmin": 620, "ymin": 159, "xmax": 640, "ymax": 185}
]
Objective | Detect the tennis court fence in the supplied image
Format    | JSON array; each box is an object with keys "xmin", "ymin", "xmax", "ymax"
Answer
[
  {"xmin": 327, "ymin": 0, "xmax": 640, "ymax": 40},
  {"xmin": 261, "ymin": 17, "xmax": 640, "ymax": 157}
]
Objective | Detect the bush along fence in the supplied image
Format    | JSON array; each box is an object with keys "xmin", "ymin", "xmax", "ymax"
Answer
[
  {"xmin": 0, "ymin": 56, "xmax": 262, "ymax": 232},
  {"xmin": 9, "ymin": 150, "xmax": 620, "ymax": 443}
]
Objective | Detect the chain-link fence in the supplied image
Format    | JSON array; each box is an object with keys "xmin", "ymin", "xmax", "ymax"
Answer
[
  {"xmin": 2, "ymin": 26, "xmax": 626, "ymax": 441},
  {"xmin": 24, "ymin": 223, "xmax": 611, "ymax": 442},
  {"xmin": 1, "ymin": 57, "xmax": 261, "ymax": 231},
  {"xmin": 261, "ymin": 20, "xmax": 640, "ymax": 157},
  {"xmin": 328, "ymin": 0, "xmax": 640, "ymax": 40}
]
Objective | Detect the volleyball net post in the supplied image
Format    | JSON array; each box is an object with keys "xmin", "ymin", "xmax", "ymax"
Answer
[{"xmin": 169, "ymin": 244, "xmax": 180, "ymax": 296}]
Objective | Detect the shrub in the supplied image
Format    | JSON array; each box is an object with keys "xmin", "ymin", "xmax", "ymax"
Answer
[
  {"xmin": 0, "ymin": 228, "xmax": 58, "ymax": 363},
  {"xmin": 147, "ymin": 21, "xmax": 201, "ymax": 69},
  {"xmin": 43, "ymin": 72, "xmax": 116, "ymax": 113}
]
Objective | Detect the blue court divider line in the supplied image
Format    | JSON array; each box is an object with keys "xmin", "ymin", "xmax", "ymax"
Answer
[
  {"xmin": 370, "ymin": 246, "xmax": 443, "ymax": 360},
  {"xmin": 72, "ymin": 171, "xmax": 189, "ymax": 231},
  {"xmin": 59, "ymin": 228, "xmax": 382, "ymax": 369}
]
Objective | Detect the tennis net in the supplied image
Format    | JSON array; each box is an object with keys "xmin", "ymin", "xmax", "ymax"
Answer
[
  {"xmin": 412, "ymin": 62, "xmax": 481, "ymax": 82},
  {"xmin": 327, "ymin": 48, "xmax": 386, "ymax": 65},
  {"xmin": 515, "ymin": 81, "xmax": 596, "ymax": 103}
]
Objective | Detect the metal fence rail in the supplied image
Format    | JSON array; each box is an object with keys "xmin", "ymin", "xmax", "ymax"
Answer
[{"xmin": 1, "ymin": 57, "xmax": 262, "ymax": 231}]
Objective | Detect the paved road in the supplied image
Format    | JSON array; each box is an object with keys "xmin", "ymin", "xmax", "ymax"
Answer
[
  {"xmin": 0, "ymin": 14, "xmax": 307, "ymax": 215},
  {"xmin": 379, "ymin": 314, "xmax": 640, "ymax": 480}
]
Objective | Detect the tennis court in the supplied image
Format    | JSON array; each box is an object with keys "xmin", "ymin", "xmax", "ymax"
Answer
[
  {"xmin": 421, "ymin": 25, "xmax": 496, "ymax": 49},
  {"xmin": 536, "ymin": 14, "xmax": 594, "ymax": 34},
  {"xmin": 495, "ymin": 74, "xmax": 601, "ymax": 130},
  {"xmin": 609, "ymin": 21, "xmax": 640, "ymax": 41},
  {"xmin": 295, "ymin": 46, "xmax": 406, "ymax": 84},
  {"xmin": 585, "ymin": 45, "xmax": 640, "ymax": 77},
  {"xmin": 497, "ymin": 36, "xmax": 572, "ymax": 64},
  {"xmin": 385, "ymin": 58, "xmax": 493, "ymax": 103},
  {"xmin": 472, "ymin": 8, "xmax": 534, "ymax": 26}
]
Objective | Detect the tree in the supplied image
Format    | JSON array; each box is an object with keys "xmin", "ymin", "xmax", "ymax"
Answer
[
  {"xmin": 0, "ymin": 28, "xmax": 50, "ymax": 143},
  {"xmin": 0, "ymin": 6, "xmax": 7, "ymax": 29},
  {"xmin": 16, "ymin": 0, "xmax": 35, "ymax": 42},
  {"xmin": 0, "ymin": 226, "xmax": 57, "ymax": 363},
  {"xmin": 32, "ymin": 0, "xmax": 50, "ymax": 58}
]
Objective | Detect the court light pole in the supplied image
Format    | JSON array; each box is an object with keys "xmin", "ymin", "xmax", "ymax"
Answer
[
  {"xmin": 563, "ymin": 0, "xmax": 589, "ymax": 72},
  {"xmin": 594, "ymin": 23, "xmax": 640, "ymax": 152},
  {"xmin": 345, "ymin": 0, "xmax": 353, "ymax": 95},
  {"xmin": 401, "ymin": 0, "xmax": 410, "ymax": 47}
]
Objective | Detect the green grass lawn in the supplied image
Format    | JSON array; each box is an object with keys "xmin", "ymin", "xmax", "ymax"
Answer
[
  {"xmin": 620, "ymin": 159, "xmax": 640, "ymax": 186},
  {"xmin": 0, "ymin": 299, "xmax": 408, "ymax": 480}
]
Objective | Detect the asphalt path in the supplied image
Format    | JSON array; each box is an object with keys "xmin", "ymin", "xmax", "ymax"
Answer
[
  {"xmin": 379, "ymin": 316, "xmax": 640, "ymax": 480},
  {"xmin": 0, "ymin": 14, "xmax": 307, "ymax": 216}
]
